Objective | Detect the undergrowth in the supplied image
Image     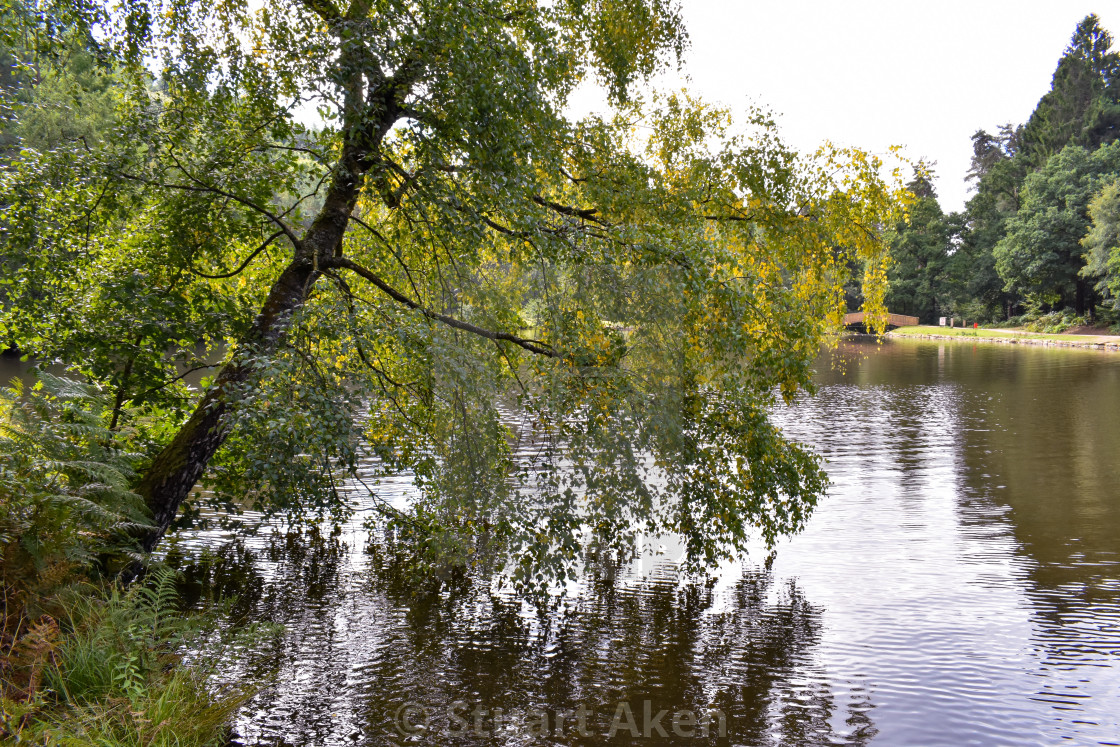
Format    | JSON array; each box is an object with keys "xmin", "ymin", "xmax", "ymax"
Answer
[
  {"xmin": 1020, "ymin": 310, "xmax": 1089, "ymax": 333},
  {"xmin": 2, "ymin": 571, "xmax": 255, "ymax": 746},
  {"xmin": 1, "ymin": 374, "xmax": 259, "ymax": 746}
]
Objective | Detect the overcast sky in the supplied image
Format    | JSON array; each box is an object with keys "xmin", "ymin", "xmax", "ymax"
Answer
[{"xmin": 600, "ymin": 1, "xmax": 1120, "ymax": 213}]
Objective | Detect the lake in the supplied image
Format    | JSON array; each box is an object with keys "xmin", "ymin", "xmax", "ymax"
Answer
[{"xmin": 165, "ymin": 338, "xmax": 1120, "ymax": 745}]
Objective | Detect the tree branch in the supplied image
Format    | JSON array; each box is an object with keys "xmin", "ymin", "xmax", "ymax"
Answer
[
  {"xmin": 133, "ymin": 364, "xmax": 222, "ymax": 402},
  {"xmin": 703, "ymin": 212, "xmax": 756, "ymax": 222},
  {"xmin": 532, "ymin": 194, "xmax": 608, "ymax": 225},
  {"xmin": 115, "ymin": 170, "xmax": 304, "ymax": 251},
  {"xmin": 189, "ymin": 229, "xmax": 287, "ymax": 279},
  {"xmin": 326, "ymin": 257, "xmax": 559, "ymax": 358},
  {"xmin": 345, "ymin": 213, "xmax": 426, "ymax": 301}
]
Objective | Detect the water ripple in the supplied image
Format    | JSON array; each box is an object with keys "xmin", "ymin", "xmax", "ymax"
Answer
[{"xmin": 168, "ymin": 339, "xmax": 1120, "ymax": 746}]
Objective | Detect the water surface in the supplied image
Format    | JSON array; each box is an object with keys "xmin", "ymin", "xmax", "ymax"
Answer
[{"xmin": 170, "ymin": 339, "xmax": 1120, "ymax": 746}]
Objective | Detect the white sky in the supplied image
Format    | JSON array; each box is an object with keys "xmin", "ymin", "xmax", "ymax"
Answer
[{"xmin": 582, "ymin": 0, "xmax": 1120, "ymax": 213}]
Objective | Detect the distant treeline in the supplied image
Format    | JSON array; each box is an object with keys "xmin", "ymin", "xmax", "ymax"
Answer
[{"xmin": 881, "ymin": 14, "xmax": 1120, "ymax": 331}]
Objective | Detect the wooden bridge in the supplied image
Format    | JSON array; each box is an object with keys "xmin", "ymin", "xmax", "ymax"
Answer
[{"xmin": 843, "ymin": 311, "xmax": 920, "ymax": 332}]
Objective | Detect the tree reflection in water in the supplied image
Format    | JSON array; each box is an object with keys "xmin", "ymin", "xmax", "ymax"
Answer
[{"xmin": 168, "ymin": 527, "xmax": 876, "ymax": 746}]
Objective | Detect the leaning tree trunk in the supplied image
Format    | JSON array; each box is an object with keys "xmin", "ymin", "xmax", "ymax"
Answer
[
  {"xmin": 134, "ymin": 261, "xmax": 316, "ymax": 551},
  {"xmin": 133, "ymin": 167, "xmax": 364, "ymax": 552},
  {"xmin": 130, "ymin": 50, "xmax": 420, "ymax": 553}
]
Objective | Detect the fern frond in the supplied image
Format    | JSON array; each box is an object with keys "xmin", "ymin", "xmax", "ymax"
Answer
[{"xmin": 1, "ymin": 372, "xmax": 149, "ymax": 601}]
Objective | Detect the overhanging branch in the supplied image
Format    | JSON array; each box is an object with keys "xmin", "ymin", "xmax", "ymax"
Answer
[
  {"xmin": 326, "ymin": 257, "xmax": 559, "ymax": 358},
  {"xmin": 532, "ymin": 195, "xmax": 608, "ymax": 225},
  {"xmin": 189, "ymin": 229, "xmax": 287, "ymax": 279},
  {"xmin": 115, "ymin": 170, "xmax": 304, "ymax": 251}
]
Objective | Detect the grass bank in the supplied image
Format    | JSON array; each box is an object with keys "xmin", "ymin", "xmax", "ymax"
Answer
[
  {"xmin": 1, "ymin": 573, "xmax": 254, "ymax": 746},
  {"xmin": 887, "ymin": 325, "xmax": 1120, "ymax": 350}
]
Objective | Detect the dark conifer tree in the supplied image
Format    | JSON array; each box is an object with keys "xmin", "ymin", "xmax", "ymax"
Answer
[{"xmin": 1020, "ymin": 15, "xmax": 1120, "ymax": 167}]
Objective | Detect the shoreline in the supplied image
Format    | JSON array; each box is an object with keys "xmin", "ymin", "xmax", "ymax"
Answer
[{"xmin": 884, "ymin": 328, "xmax": 1120, "ymax": 351}]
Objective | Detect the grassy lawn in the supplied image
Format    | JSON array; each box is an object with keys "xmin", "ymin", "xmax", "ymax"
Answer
[{"xmin": 888, "ymin": 325, "xmax": 1119, "ymax": 343}]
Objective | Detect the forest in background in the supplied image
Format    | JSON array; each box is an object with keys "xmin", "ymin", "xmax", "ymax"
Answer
[{"xmin": 881, "ymin": 14, "xmax": 1120, "ymax": 332}]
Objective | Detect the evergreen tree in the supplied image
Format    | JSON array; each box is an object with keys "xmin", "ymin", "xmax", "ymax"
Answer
[
  {"xmin": 885, "ymin": 166, "xmax": 952, "ymax": 323},
  {"xmin": 1020, "ymin": 14, "xmax": 1120, "ymax": 167},
  {"xmin": 965, "ymin": 125, "xmax": 1021, "ymax": 185},
  {"xmin": 957, "ymin": 15, "xmax": 1120, "ymax": 320},
  {"xmin": 955, "ymin": 127, "xmax": 1021, "ymax": 319}
]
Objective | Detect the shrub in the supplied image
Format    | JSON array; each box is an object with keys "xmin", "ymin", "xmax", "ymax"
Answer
[{"xmin": 1021, "ymin": 310, "xmax": 1087, "ymax": 333}]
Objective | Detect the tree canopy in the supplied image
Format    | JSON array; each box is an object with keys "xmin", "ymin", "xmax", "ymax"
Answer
[
  {"xmin": 884, "ymin": 166, "xmax": 953, "ymax": 323},
  {"xmin": 993, "ymin": 141, "xmax": 1120, "ymax": 311},
  {"xmin": 1020, "ymin": 13, "xmax": 1120, "ymax": 167},
  {"xmin": 0, "ymin": 0, "xmax": 908, "ymax": 589},
  {"xmin": 920, "ymin": 14, "xmax": 1120, "ymax": 325},
  {"xmin": 1082, "ymin": 178, "xmax": 1120, "ymax": 306}
]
